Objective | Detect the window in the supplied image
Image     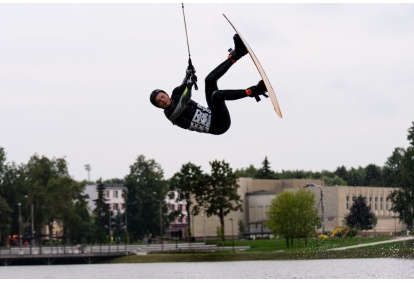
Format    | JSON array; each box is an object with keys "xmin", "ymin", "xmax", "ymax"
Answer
[
  {"xmin": 113, "ymin": 190, "xmax": 118, "ymax": 198},
  {"xmin": 380, "ymin": 197, "xmax": 383, "ymax": 210},
  {"xmin": 375, "ymin": 197, "xmax": 378, "ymax": 210},
  {"xmin": 346, "ymin": 196, "xmax": 350, "ymax": 209},
  {"xmin": 105, "ymin": 190, "xmax": 110, "ymax": 198}
]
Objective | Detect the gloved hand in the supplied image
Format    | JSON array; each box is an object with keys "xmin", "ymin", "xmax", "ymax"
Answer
[
  {"xmin": 186, "ymin": 65, "xmax": 196, "ymax": 77},
  {"xmin": 187, "ymin": 73, "xmax": 198, "ymax": 89},
  {"xmin": 186, "ymin": 59, "xmax": 198, "ymax": 90}
]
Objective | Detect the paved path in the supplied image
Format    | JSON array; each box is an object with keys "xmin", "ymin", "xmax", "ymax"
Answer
[{"xmin": 330, "ymin": 236, "xmax": 414, "ymax": 251}]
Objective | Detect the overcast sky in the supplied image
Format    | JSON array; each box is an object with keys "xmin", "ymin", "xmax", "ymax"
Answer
[{"xmin": 1, "ymin": 2, "xmax": 414, "ymax": 182}]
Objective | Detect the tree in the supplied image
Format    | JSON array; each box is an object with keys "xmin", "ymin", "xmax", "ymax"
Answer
[
  {"xmin": 345, "ymin": 195, "xmax": 377, "ymax": 231},
  {"xmin": 0, "ymin": 148, "xmax": 25, "ymax": 239},
  {"xmin": 266, "ymin": 191, "xmax": 296, "ymax": 247},
  {"xmin": 234, "ymin": 165, "xmax": 258, "ymax": 178},
  {"xmin": 0, "ymin": 195, "xmax": 12, "ymax": 245},
  {"xmin": 44, "ymin": 176, "xmax": 85, "ymax": 244},
  {"xmin": 169, "ymin": 162, "xmax": 208, "ymax": 241},
  {"xmin": 382, "ymin": 147, "xmax": 405, "ymax": 187},
  {"xmin": 346, "ymin": 167, "xmax": 365, "ymax": 186},
  {"xmin": 24, "ymin": 155, "xmax": 83, "ymax": 244},
  {"xmin": 387, "ymin": 122, "xmax": 414, "ymax": 230},
  {"xmin": 266, "ymin": 189, "xmax": 320, "ymax": 247},
  {"xmin": 202, "ymin": 160, "xmax": 242, "ymax": 242},
  {"xmin": 124, "ymin": 155, "xmax": 167, "ymax": 241},
  {"xmin": 93, "ymin": 179, "xmax": 110, "ymax": 243},
  {"xmin": 255, "ymin": 156, "xmax": 276, "ymax": 179},
  {"xmin": 334, "ymin": 166, "xmax": 349, "ymax": 182},
  {"xmin": 294, "ymin": 189, "xmax": 320, "ymax": 245},
  {"xmin": 363, "ymin": 164, "xmax": 382, "ymax": 187},
  {"xmin": 322, "ymin": 175, "xmax": 347, "ymax": 186},
  {"xmin": 387, "ymin": 147, "xmax": 414, "ymax": 230}
]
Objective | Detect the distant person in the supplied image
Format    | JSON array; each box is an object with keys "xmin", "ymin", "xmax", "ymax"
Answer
[{"xmin": 149, "ymin": 34, "xmax": 268, "ymax": 135}]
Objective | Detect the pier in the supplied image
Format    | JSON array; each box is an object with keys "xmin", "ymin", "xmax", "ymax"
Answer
[{"xmin": 0, "ymin": 243, "xmax": 250, "ymax": 266}]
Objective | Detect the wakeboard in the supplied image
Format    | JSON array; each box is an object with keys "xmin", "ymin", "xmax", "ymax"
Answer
[{"xmin": 223, "ymin": 14, "xmax": 283, "ymax": 118}]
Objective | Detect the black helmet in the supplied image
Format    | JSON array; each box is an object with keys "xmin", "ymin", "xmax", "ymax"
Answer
[{"xmin": 150, "ymin": 89, "xmax": 164, "ymax": 108}]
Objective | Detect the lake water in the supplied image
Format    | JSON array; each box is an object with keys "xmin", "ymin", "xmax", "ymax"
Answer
[{"xmin": 1, "ymin": 258, "xmax": 414, "ymax": 279}]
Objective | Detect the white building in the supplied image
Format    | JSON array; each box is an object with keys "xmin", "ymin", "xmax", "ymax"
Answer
[{"xmin": 84, "ymin": 184, "xmax": 126, "ymax": 213}]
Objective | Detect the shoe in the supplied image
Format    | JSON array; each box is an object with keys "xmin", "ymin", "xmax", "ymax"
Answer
[
  {"xmin": 228, "ymin": 34, "xmax": 248, "ymax": 62},
  {"xmin": 246, "ymin": 80, "xmax": 269, "ymax": 102}
]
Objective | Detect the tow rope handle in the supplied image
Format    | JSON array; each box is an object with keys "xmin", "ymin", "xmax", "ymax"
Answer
[{"xmin": 188, "ymin": 58, "xmax": 198, "ymax": 90}]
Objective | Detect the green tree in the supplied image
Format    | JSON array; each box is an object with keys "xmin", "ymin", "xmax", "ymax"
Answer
[
  {"xmin": 0, "ymin": 195, "xmax": 12, "ymax": 245},
  {"xmin": 202, "ymin": 160, "xmax": 242, "ymax": 242},
  {"xmin": 345, "ymin": 195, "xmax": 377, "ymax": 231},
  {"xmin": 44, "ymin": 176, "xmax": 86, "ymax": 244},
  {"xmin": 363, "ymin": 164, "xmax": 383, "ymax": 187},
  {"xmin": 346, "ymin": 167, "xmax": 365, "ymax": 186},
  {"xmin": 334, "ymin": 166, "xmax": 349, "ymax": 182},
  {"xmin": 255, "ymin": 156, "xmax": 276, "ymax": 179},
  {"xmin": 70, "ymin": 194, "xmax": 95, "ymax": 244},
  {"xmin": 0, "ymin": 154, "xmax": 27, "ymax": 238},
  {"xmin": 322, "ymin": 175, "xmax": 347, "ymax": 186},
  {"xmin": 0, "ymin": 148, "xmax": 17, "ymax": 241},
  {"xmin": 295, "ymin": 189, "xmax": 320, "ymax": 245},
  {"xmin": 24, "ymin": 155, "xmax": 83, "ymax": 244},
  {"xmin": 93, "ymin": 179, "xmax": 110, "ymax": 243},
  {"xmin": 124, "ymin": 155, "xmax": 167, "ymax": 241},
  {"xmin": 383, "ymin": 147, "xmax": 405, "ymax": 187},
  {"xmin": 169, "ymin": 162, "xmax": 208, "ymax": 241},
  {"xmin": 0, "ymin": 147, "xmax": 5, "ymax": 181},
  {"xmin": 388, "ymin": 147, "xmax": 414, "ymax": 230},
  {"xmin": 266, "ymin": 189, "xmax": 320, "ymax": 247},
  {"xmin": 266, "ymin": 191, "xmax": 296, "ymax": 247},
  {"xmin": 387, "ymin": 122, "xmax": 414, "ymax": 230},
  {"xmin": 234, "ymin": 165, "xmax": 258, "ymax": 178}
]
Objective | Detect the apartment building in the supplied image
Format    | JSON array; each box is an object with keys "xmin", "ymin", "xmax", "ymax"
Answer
[{"xmin": 84, "ymin": 183, "xmax": 126, "ymax": 213}]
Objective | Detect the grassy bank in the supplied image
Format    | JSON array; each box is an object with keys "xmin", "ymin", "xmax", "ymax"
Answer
[{"xmin": 108, "ymin": 237, "xmax": 414, "ymax": 264}]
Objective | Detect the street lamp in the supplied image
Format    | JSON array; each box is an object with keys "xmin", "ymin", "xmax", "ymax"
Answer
[
  {"xmin": 160, "ymin": 200, "xmax": 164, "ymax": 251},
  {"xmin": 25, "ymin": 195, "xmax": 35, "ymax": 253},
  {"xmin": 230, "ymin": 218, "xmax": 234, "ymax": 252},
  {"xmin": 85, "ymin": 164, "xmax": 91, "ymax": 182},
  {"xmin": 18, "ymin": 203, "xmax": 22, "ymax": 250}
]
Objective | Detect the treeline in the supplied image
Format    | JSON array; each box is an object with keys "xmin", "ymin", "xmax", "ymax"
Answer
[
  {"xmin": 0, "ymin": 150, "xmax": 241, "ymax": 245},
  {"xmin": 235, "ymin": 157, "xmax": 400, "ymax": 188}
]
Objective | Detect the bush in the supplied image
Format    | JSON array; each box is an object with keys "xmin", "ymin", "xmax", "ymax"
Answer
[{"xmin": 347, "ymin": 229, "xmax": 358, "ymax": 237}]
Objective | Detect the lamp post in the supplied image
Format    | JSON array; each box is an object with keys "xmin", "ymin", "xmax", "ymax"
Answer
[
  {"xmin": 85, "ymin": 164, "xmax": 91, "ymax": 182},
  {"xmin": 25, "ymin": 195, "xmax": 35, "ymax": 254},
  {"xmin": 18, "ymin": 203, "xmax": 22, "ymax": 252},
  {"xmin": 230, "ymin": 218, "xmax": 234, "ymax": 252},
  {"xmin": 160, "ymin": 200, "xmax": 164, "ymax": 251}
]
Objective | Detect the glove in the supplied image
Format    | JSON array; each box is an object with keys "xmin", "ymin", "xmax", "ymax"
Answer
[
  {"xmin": 186, "ymin": 59, "xmax": 198, "ymax": 90},
  {"xmin": 186, "ymin": 65, "xmax": 196, "ymax": 77},
  {"xmin": 187, "ymin": 73, "xmax": 197, "ymax": 88}
]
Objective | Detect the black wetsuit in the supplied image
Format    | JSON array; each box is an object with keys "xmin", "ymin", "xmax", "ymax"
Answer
[{"xmin": 164, "ymin": 58, "xmax": 247, "ymax": 135}]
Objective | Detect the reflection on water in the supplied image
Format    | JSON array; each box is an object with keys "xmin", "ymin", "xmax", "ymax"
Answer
[{"xmin": 2, "ymin": 258, "xmax": 414, "ymax": 279}]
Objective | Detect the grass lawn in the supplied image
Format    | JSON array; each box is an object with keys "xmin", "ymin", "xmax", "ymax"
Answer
[{"xmin": 108, "ymin": 237, "xmax": 414, "ymax": 264}]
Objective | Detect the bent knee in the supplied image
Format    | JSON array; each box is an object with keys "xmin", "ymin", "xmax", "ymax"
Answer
[
  {"xmin": 205, "ymin": 72, "xmax": 219, "ymax": 86},
  {"xmin": 211, "ymin": 90, "xmax": 225, "ymax": 100}
]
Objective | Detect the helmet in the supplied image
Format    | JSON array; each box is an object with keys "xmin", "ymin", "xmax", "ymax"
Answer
[{"xmin": 150, "ymin": 89, "xmax": 164, "ymax": 108}]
